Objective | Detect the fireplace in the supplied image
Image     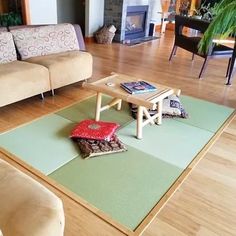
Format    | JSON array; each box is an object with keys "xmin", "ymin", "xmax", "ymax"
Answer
[
  {"xmin": 125, "ymin": 5, "xmax": 148, "ymax": 40},
  {"xmin": 104, "ymin": 0, "xmax": 152, "ymax": 43}
]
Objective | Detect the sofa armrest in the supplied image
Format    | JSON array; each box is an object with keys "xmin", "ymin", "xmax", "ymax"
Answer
[
  {"xmin": 73, "ymin": 24, "xmax": 86, "ymax": 51},
  {"xmin": 0, "ymin": 159, "xmax": 65, "ymax": 236}
]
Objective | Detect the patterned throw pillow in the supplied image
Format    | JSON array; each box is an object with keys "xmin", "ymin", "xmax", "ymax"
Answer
[
  {"xmin": 75, "ymin": 135, "xmax": 127, "ymax": 159},
  {"xmin": 0, "ymin": 32, "xmax": 17, "ymax": 64},
  {"xmin": 11, "ymin": 23, "xmax": 80, "ymax": 60},
  {"xmin": 0, "ymin": 27, "xmax": 7, "ymax": 32},
  {"xmin": 130, "ymin": 95, "xmax": 188, "ymax": 119},
  {"xmin": 162, "ymin": 95, "xmax": 188, "ymax": 118},
  {"xmin": 70, "ymin": 120, "xmax": 120, "ymax": 141}
]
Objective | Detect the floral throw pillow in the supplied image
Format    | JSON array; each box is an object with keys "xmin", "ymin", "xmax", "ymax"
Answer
[
  {"xmin": 11, "ymin": 23, "xmax": 80, "ymax": 60},
  {"xmin": 0, "ymin": 32, "xmax": 17, "ymax": 64},
  {"xmin": 75, "ymin": 135, "xmax": 127, "ymax": 159}
]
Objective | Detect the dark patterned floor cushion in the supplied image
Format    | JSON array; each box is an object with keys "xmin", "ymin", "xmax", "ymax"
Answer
[
  {"xmin": 162, "ymin": 95, "xmax": 188, "ymax": 118},
  {"xmin": 75, "ymin": 135, "xmax": 127, "ymax": 159},
  {"xmin": 130, "ymin": 95, "xmax": 188, "ymax": 119},
  {"xmin": 70, "ymin": 119, "xmax": 120, "ymax": 141}
]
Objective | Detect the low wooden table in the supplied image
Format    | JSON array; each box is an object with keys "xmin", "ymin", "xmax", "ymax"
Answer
[{"xmin": 83, "ymin": 73, "xmax": 180, "ymax": 139}]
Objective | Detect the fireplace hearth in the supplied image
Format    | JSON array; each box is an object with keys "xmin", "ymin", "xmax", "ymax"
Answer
[{"xmin": 104, "ymin": 0, "xmax": 152, "ymax": 43}]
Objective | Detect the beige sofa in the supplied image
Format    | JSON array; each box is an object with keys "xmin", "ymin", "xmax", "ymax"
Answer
[
  {"xmin": 26, "ymin": 50, "xmax": 92, "ymax": 92},
  {"xmin": 0, "ymin": 158, "xmax": 65, "ymax": 236},
  {"xmin": 0, "ymin": 23, "xmax": 92, "ymax": 107},
  {"xmin": 0, "ymin": 32, "xmax": 50, "ymax": 107}
]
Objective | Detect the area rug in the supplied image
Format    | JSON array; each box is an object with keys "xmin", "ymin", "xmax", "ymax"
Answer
[{"xmin": 0, "ymin": 95, "xmax": 234, "ymax": 231}]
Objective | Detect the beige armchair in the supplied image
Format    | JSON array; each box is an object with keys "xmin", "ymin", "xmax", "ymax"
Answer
[{"xmin": 0, "ymin": 159, "xmax": 65, "ymax": 236}]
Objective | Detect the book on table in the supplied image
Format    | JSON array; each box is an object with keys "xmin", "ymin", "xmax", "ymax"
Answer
[{"xmin": 120, "ymin": 81, "xmax": 157, "ymax": 94}]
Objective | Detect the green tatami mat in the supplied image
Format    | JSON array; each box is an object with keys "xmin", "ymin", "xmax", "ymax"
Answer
[
  {"xmin": 0, "ymin": 114, "xmax": 78, "ymax": 175},
  {"xmin": 56, "ymin": 95, "xmax": 134, "ymax": 127},
  {"xmin": 49, "ymin": 146, "xmax": 182, "ymax": 230},
  {"xmin": 0, "ymin": 95, "xmax": 233, "ymax": 231},
  {"xmin": 176, "ymin": 95, "xmax": 234, "ymax": 132},
  {"xmin": 118, "ymin": 119, "xmax": 214, "ymax": 169}
]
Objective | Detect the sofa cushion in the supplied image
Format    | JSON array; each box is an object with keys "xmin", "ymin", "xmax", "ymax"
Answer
[
  {"xmin": 11, "ymin": 23, "xmax": 80, "ymax": 60},
  {"xmin": 0, "ymin": 32, "xmax": 17, "ymax": 64},
  {"xmin": 0, "ymin": 61, "xmax": 50, "ymax": 107},
  {"xmin": 26, "ymin": 51, "xmax": 93, "ymax": 89},
  {"xmin": 0, "ymin": 27, "xmax": 7, "ymax": 32},
  {"xmin": 9, "ymin": 24, "xmax": 86, "ymax": 51}
]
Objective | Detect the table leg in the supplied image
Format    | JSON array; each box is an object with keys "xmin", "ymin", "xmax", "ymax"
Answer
[
  {"xmin": 117, "ymin": 99, "xmax": 122, "ymax": 111},
  {"xmin": 137, "ymin": 106, "xmax": 144, "ymax": 139},
  {"xmin": 143, "ymin": 108, "xmax": 155, "ymax": 125},
  {"xmin": 95, "ymin": 92, "xmax": 102, "ymax": 121},
  {"xmin": 156, "ymin": 100, "xmax": 163, "ymax": 125}
]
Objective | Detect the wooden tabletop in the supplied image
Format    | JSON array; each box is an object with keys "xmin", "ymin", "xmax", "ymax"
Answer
[{"xmin": 83, "ymin": 73, "xmax": 178, "ymax": 109}]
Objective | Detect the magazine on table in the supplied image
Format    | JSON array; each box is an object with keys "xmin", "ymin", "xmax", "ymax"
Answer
[{"xmin": 120, "ymin": 81, "xmax": 157, "ymax": 94}]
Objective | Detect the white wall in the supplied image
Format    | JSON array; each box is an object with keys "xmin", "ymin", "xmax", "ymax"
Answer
[
  {"xmin": 150, "ymin": 0, "xmax": 162, "ymax": 24},
  {"xmin": 85, "ymin": 0, "xmax": 104, "ymax": 37},
  {"xmin": 29, "ymin": 0, "xmax": 57, "ymax": 25}
]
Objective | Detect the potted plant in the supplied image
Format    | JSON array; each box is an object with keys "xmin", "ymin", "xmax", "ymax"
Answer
[
  {"xmin": 199, "ymin": 0, "xmax": 236, "ymax": 53},
  {"xmin": 0, "ymin": 12, "xmax": 22, "ymax": 26}
]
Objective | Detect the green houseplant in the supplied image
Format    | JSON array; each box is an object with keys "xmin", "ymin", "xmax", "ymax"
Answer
[
  {"xmin": 0, "ymin": 12, "xmax": 22, "ymax": 27},
  {"xmin": 199, "ymin": 0, "xmax": 236, "ymax": 53}
]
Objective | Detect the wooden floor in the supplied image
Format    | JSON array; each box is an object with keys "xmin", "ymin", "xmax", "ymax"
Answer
[{"xmin": 0, "ymin": 31, "xmax": 236, "ymax": 236}]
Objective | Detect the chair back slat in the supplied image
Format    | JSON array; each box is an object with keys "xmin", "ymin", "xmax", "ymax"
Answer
[{"xmin": 175, "ymin": 15, "xmax": 210, "ymax": 36}]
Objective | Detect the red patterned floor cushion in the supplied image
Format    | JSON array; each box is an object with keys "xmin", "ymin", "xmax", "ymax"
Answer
[{"xmin": 70, "ymin": 119, "xmax": 120, "ymax": 141}]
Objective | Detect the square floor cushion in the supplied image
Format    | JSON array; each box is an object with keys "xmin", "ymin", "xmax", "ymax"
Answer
[
  {"xmin": 130, "ymin": 95, "xmax": 188, "ymax": 119},
  {"xmin": 75, "ymin": 135, "xmax": 127, "ymax": 159},
  {"xmin": 70, "ymin": 120, "xmax": 120, "ymax": 141}
]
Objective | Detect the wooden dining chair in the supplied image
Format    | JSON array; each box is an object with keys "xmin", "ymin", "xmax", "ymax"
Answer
[{"xmin": 169, "ymin": 15, "xmax": 235, "ymax": 83}]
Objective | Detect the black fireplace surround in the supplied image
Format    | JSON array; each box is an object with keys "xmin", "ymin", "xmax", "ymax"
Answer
[{"xmin": 125, "ymin": 5, "xmax": 149, "ymax": 40}]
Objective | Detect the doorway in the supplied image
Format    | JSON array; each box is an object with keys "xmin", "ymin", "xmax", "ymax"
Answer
[{"xmin": 57, "ymin": 0, "xmax": 86, "ymax": 35}]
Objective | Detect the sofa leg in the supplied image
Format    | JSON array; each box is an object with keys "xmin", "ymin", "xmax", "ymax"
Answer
[
  {"xmin": 40, "ymin": 93, "xmax": 45, "ymax": 100},
  {"xmin": 51, "ymin": 89, "xmax": 55, "ymax": 96}
]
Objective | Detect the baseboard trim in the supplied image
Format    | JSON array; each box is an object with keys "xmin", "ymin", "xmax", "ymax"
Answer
[
  {"xmin": 85, "ymin": 36, "xmax": 95, "ymax": 43},
  {"xmin": 155, "ymin": 25, "xmax": 161, "ymax": 32}
]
